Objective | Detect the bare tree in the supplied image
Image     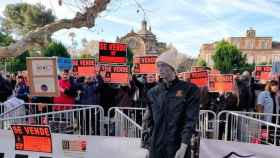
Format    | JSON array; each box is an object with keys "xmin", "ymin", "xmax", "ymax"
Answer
[
  {"xmin": 0, "ymin": 0, "xmax": 111, "ymax": 57},
  {"xmin": 81, "ymin": 38, "xmax": 88, "ymax": 47}
]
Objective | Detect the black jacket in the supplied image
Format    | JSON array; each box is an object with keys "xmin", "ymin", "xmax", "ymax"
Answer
[
  {"xmin": 142, "ymin": 79, "xmax": 200, "ymax": 158},
  {"xmin": 0, "ymin": 76, "xmax": 13, "ymax": 102}
]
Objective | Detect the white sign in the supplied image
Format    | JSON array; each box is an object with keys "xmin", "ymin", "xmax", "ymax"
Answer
[
  {"xmin": 27, "ymin": 57, "xmax": 59, "ymax": 97},
  {"xmin": 33, "ymin": 77, "xmax": 56, "ymax": 93},
  {"xmin": 200, "ymin": 139, "xmax": 280, "ymax": 158},
  {"xmin": 32, "ymin": 60, "xmax": 54, "ymax": 76}
]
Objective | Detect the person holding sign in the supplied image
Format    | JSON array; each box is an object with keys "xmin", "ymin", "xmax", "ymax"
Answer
[
  {"xmin": 142, "ymin": 47, "xmax": 200, "ymax": 158},
  {"xmin": 53, "ymin": 70, "xmax": 78, "ymax": 111}
]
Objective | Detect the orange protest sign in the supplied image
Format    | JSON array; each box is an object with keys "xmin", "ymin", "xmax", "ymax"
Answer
[
  {"xmin": 99, "ymin": 64, "xmax": 129, "ymax": 84},
  {"xmin": 209, "ymin": 74, "xmax": 234, "ymax": 92},
  {"xmin": 72, "ymin": 59, "xmax": 96, "ymax": 77},
  {"xmin": 190, "ymin": 71, "xmax": 209, "ymax": 87},
  {"xmin": 133, "ymin": 56, "xmax": 158, "ymax": 74},
  {"xmin": 11, "ymin": 124, "xmax": 52, "ymax": 153},
  {"xmin": 255, "ymin": 65, "xmax": 272, "ymax": 81}
]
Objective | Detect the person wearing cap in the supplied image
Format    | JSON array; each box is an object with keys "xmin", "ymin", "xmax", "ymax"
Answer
[{"xmin": 142, "ymin": 47, "xmax": 200, "ymax": 158}]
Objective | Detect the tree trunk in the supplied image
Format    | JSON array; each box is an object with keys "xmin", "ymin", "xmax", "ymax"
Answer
[{"xmin": 0, "ymin": 0, "xmax": 110, "ymax": 57}]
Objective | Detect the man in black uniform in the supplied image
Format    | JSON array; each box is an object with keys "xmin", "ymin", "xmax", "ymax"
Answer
[{"xmin": 142, "ymin": 47, "xmax": 200, "ymax": 158}]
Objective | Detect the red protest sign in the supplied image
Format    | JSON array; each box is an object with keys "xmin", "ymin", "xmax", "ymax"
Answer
[
  {"xmin": 190, "ymin": 71, "xmax": 209, "ymax": 87},
  {"xmin": 191, "ymin": 66, "xmax": 206, "ymax": 72},
  {"xmin": 133, "ymin": 56, "xmax": 157, "ymax": 74},
  {"xmin": 72, "ymin": 59, "xmax": 96, "ymax": 77},
  {"xmin": 255, "ymin": 65, "xmax": 272, "ymax": 81},
  {"xmin": 99, "ymin": 42, "xmax": 127, "ymax": 64},
  {"xmin": 99, "ymin": 65, "xmax": 129, "ymax": 84},
  {"xmin": 11, "ymin": 125, "xmax": 52, "ymax": 153},
  {"xmin": 209, "ymin": 74, "xmax": 234, "ymax": 92}
]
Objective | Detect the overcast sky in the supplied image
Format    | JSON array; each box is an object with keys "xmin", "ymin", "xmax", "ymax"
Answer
[{"xmin": 1, "ymin": 0, "xmax": 280, "ymax": 57}]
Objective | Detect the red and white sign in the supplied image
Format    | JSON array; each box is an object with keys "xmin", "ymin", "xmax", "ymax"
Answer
[
  {"xmin": 72, "ymin": 59, "xmax": 96, "ymax": 77},
  {"xmin": 190, "ymin": 71, "xmax": 209, "ymax": 87},
  {"xmin": 133, "ymin": 56, "xmax": 157, "ymax": 74},
  {"xmin": 99, "ymin": 42, "xmax": 127, "ymax": 64},
  {"xmin": 99, "ymin": 65, "xmax": 129, "ymax": 84},
  {"xmin": 209, "ymin": 74, "xmax": 234, "ymax": 92},
  {"xmin": 191, "ymin": 66, "xmax": 206, "ymax": 72},
  {"xmin": 255, "ymin": 65, "xmax": 272, "ymax": 81}
]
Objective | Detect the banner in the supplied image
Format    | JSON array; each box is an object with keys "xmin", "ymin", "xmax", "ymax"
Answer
[
  {"xmin": 209, "ymin": 74, "xmax": 234, "ymax": 92},
  {"xmin": 190, "ymin": 71, "xmax": 209, "ymax": 87},
  {"xmin": 133, "ymin": 56, "xmax": 157, "ymax": 74},
  {"xmin": 99, "ymin": 42, "xmax": 127, "ymax": 64},
  {"xmin": 99, "ymin": 65, "xmax": 129, "ymax": 84},
  {"xmin": 57, "ymin": 57, "xmax": 72, "ymax": 71},
  {"xmin": 191, "ymin": 66, "xmax": 206, "ymax": 72},
  {"xmin": 27, "ymin": 57, "xmax": 59, "ymax": 97},
  {"xmin": 72, "ymin": 59, "xmax": 96, "ymax": 77},
  {"xmin": 255, "ymin": 65, "xmax": 272, "ymax": 81},
  {"xmin": 200, "ymin": 139, "xmax": 280, "ymax": 158},
  {"xmin": 11, "ymin": 125, "xmax": 52, "ymax": 153}
]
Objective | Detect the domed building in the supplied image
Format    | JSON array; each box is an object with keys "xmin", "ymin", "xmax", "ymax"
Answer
[{"xmin": 116, "ymin": 20, "xmax": 167, "ymax": 55}]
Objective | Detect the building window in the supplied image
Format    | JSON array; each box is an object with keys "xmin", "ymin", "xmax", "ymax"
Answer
[
  {"xmin": 272, "ymin": 55, "xmax": 280, "ymax": 62},
  {"xmin": 261, "ymin": 40, "xmax": 268, "ymax": 49},
  {"xmin": 256, "ymin": 55, "xmax": 267, "ymax": 64},
  {"xmin": 247, "ymin": 55, "xmax": 254, "ymax": 63},
  {"xmin": 232, "ymin": 39, "xmax": 240, "ymax": 49},
  {"xmin": 245, "ymin": 40, "xmax": 253, "ymax": 49}
]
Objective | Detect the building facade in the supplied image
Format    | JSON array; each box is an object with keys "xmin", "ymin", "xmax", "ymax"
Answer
[
  {"xmin": 116, "ymin": 20, "xmax": 167, "ymax": 56},
  {"xmin": 199, "ymin": 28, "xmax": 280, "ymax": 66}
]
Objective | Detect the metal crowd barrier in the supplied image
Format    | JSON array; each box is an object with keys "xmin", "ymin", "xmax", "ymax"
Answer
[
  {"xmin": 113, "ymin": 108, "xmax": 142, "ymax": 138},
  {"xmin": 233, "ymin": 111, "xmax": 280, "ymax": 125},
  {"xmin": 0, "ymin": 103, "xmax": 94, "ymax": 118},
  {"xmin": 0, "ymin": 104, "xmax": 105, "ymax": 136},
  {"xmin": 107, "ymin": 107, "xmax": 144, "ymax": 137},
  {"xmin": 0, "ymin": 103, "xmax": 5, "ymax": 115},
  {"xmin": 217, "ymin": 111, "xmax": 280, "ymax": 146},
  {"xmin": 198, "ymin": 110, "xmax": 217, "ymax": 139},
  {"xmin": 107, "ymin": 107, "xmax": 217, "ymax": 139}
]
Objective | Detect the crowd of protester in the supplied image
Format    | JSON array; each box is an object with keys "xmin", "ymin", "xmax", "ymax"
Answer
[
  {"xmin": 0, "ymin": 69, "xmax": 279, "ymax": 117},
  {"xmin": 0, "ymin": 68, "xmax": 279, "ymax": 139},
  {"xmin": 0, "ymin": 69, "xmax": 158, "ymax": 116}
]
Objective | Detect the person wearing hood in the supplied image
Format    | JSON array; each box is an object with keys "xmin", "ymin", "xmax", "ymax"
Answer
[{"xmin": 141, "ymin": 47, "xmax": 200, "ymax": 158}]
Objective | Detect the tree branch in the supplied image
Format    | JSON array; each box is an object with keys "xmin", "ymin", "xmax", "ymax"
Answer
[{"xmin": 0, "ymin": 0, "xmax": 110, "ymax": 57}]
